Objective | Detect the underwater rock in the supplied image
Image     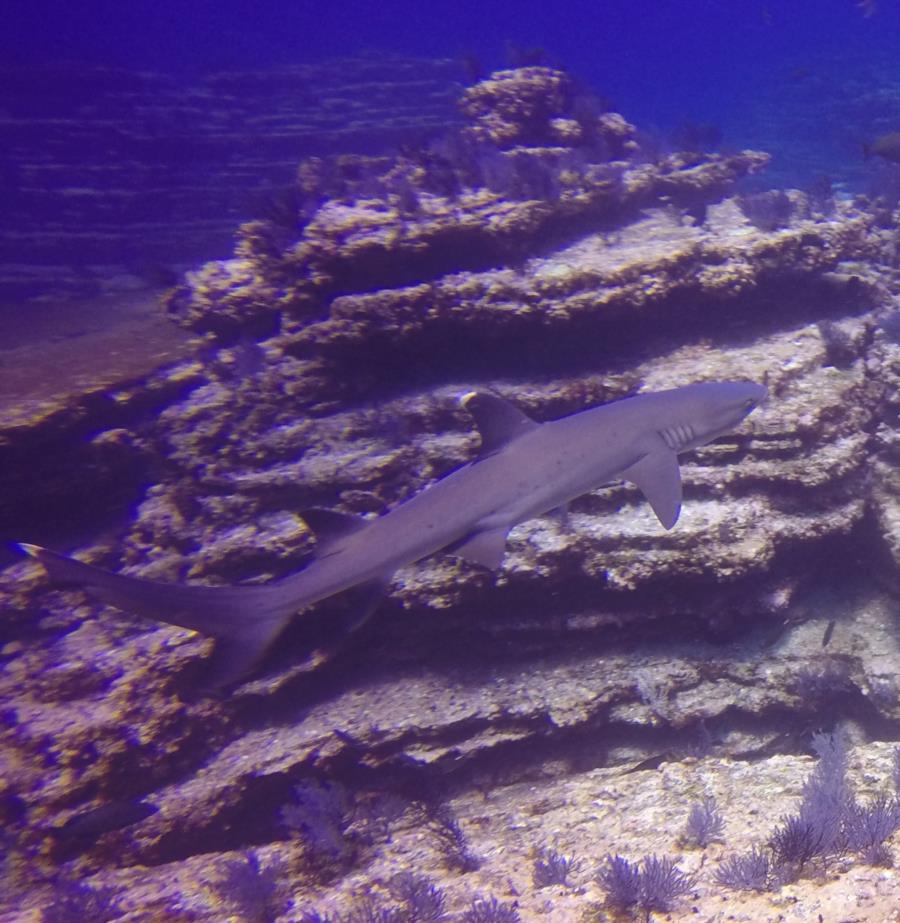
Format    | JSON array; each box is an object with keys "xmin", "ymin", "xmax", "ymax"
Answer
[
  {"xmin": 863, "ymin": 130, "xmax": 900, "ymax": 163},
  {"xmin": 458, "ymin": 66, "xmax": 587, "ymax": 149},
  {"xmin": 163, "ymin": 150, "xmax": 771, "ymax": 337},
  {"xmin": 0, "ymin": 325, "xmax": 200, "ymax": 557},
  {"xmin": 6, "ymin": 61, "xmax": 900, "ymax": 923},
  {"xmin": 273, "ymin": 203, "xmax": 873, "ymax": 407},
  {"xmin": 162, "ymin": 67, "xmax": 769, "ymax": 335},
  {"xmin": 164, "ymin": 149, "xmax": 771, "ymax": 336},
  {"xmin": 863, "ymin": 323, "xmax": 900, "ymax": 572}
]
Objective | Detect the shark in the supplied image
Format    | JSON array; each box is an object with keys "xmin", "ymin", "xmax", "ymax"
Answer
[{"xmin": 19, "ymin": 380, "xmax": 766, "ymax": 691}]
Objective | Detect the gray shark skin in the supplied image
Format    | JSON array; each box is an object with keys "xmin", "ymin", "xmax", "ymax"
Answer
[{"xmin": 19, "ymin": 380, "xmax": 766, "ymax": 691}]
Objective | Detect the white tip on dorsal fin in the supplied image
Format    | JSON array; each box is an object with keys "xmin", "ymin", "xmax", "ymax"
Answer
[{"xmin": 460, "ymin": 390, "xmax": 540, "ymax": 457}]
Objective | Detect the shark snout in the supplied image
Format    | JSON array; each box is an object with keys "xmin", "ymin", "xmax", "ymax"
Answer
[
  {"xmin": 748, "ymin": 382, "xmax": 769, "ymax": 413},
  {"xmin": 730, "ymin": 380, "xmax": 768, "ymax": 418}
]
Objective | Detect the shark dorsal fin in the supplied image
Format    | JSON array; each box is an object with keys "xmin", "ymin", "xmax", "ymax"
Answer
[
  {"xmin": 301, "ymin": 508, "xmax": 368, "ymax": 554},
  {"xmin": 461, "ymin": 391, "xmax": 540, "ymax": 457},
  {"xmin": 620, "ymin": 447, "xmax": 683, "ymax": 529}
]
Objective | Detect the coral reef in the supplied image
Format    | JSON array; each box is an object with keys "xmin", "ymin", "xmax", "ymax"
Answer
[
  {"xmin": 458, "ymin": 67, "xmax": 580, "ymax": 149},
  {"xmin": 4, "ymin": 65, "xmax": 900, "ymax": 920},
  {"xmin": 161, "ymin": 65, "xmax": 769, "ymax": 340}
]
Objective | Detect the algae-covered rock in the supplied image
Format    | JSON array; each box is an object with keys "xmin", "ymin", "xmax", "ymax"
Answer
[{"xmin": 5, "ymin": 63, "xmax": 900, "ymax": 923}]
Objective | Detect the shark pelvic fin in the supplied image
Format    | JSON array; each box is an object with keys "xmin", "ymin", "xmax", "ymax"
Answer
[
  {"xmin": 193, "ymin": 610, "xmax": 293, "ymax": 695},
  {"xmin": 18, "ymin": 543, "xmax": 296, "ymax": 692},
  {"xmin": 620, "ymin": 448, "xmax": 683, "ymax": 529},
  {"xmin": 446, "ymin": 526, "xmax": 509, "ymax": 569},
  {"xmin": 334, "ymin": 578, "xmax": 389, "ymax": 637},
  {"xmin": 548, "ymin": 503, "xmax": 571, "ymax": 527},
  {"xmin": 460, "ymin": 390, "xmax": 540, "ymax": 457}
]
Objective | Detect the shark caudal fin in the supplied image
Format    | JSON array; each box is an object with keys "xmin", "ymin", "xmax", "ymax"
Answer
[{"xmin": 18, "ymin": 543, "xmax": 296, "ymax": 693}]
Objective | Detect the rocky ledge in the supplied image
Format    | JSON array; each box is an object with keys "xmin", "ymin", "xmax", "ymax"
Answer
[{"xmin": 3, "ymin": 66, "xmax": 900, "ymax": 921}]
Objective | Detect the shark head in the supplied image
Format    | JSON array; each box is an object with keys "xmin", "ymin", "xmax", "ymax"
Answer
[{"xmin": 674, "ymin": 380, "xmax": 767, "ymax": 448}]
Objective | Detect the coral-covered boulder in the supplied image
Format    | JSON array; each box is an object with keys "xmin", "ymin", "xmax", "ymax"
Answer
[{"xmin": 458, "ymin": 66, "xmax": 577, "ymax": 148}]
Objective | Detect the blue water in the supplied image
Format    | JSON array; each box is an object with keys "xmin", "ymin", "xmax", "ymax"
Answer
[
  {"xmin": 6, "ymin": 0, "xmax": 898, "ymax": 129},
  {"xmin": 5, "ymin": 0, "xmax": 900, "ymax": 307}
]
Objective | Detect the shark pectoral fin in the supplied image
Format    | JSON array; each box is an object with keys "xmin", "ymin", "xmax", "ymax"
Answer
[
  {"xmin": 621, "ymin": 449, "xmax": 683, "ymax": 529},
  {"xmin": 460, "ymin": 390, "xmax": 540, "ymax": 457},
  {"xmin": 446, "ymin": 526, "xmax": 509, "ymax": 569}
]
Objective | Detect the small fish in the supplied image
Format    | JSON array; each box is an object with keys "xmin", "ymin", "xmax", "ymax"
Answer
[
  {"xmin": 863, "ymin": 131, "xmax": 900, "ymax": 162},
  {"xmin": 857, "ymin": 0, "xmax": 877, "ymax": 17},
  {"xmin": 54, "ymin": 799, "xmax": 157, "ymax": 840},
  {"xmin": 822, "ymin": 619, "xmax": 836, "ymax": 648},
  {"xmin": 198, "ymin": 334, "xmax": 266, "ymax": 382},
  {"xmin": 226, "ymin": 338, "xmax": 266, "ymax": 380},
  {"xmin": 623, "ymin": 752, "xmax": 670, "ymax": 774}
]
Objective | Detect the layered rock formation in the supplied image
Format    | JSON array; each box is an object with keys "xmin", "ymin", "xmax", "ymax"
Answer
[{"xmin": 2, "ymin": 66, "xmax": 900, "ymax": 921}]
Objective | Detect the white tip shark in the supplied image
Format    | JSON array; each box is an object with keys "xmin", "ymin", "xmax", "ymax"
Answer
[{"xmin": 19, "ymin": 380, "xmax": 765, "ymax": 691}]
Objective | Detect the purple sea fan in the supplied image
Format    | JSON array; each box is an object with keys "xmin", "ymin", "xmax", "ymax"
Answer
[
  {"xmin": 280, "ymin": 778, "xmax": 352, "ymax": 862},
  {"xmin": 843, "ymin": 794, "xmax": 900, "ymax": 863},
  {"xmin": 768, "ymin": 814, "xmax": 829, "ymax": 873},
  {"xmin": 782, "ymin": 730, "xmax": 853, "ymax": 864},
  {"xmin": 531, "ymin": 847, "xmax": 583, "ymax": 887},
  {"xmin": 597, "ymin": 853, "xmax": 696, "ymax": 913},
  {"xmin": 636, "ymin": 854, "xmax": 697, "ymax": 912},
  {"xmin": 303, "ymin": 900, "xmax": 406, "ymax": 923},
  {"xmin": 428, "ymin": 803, "xmax": 480, "ymax": 871},
  {"xmin": 596, "ymin": 854, "xmax": 641, "ymax": 910},
  {"xmin": 217, "ymin": 851, "xmax": 286, "ymax": 922},
  {"xmin": 715, "ymin": 847, "xmax": 771, "ymax": 892},
  {"xmin": 460, "ymin": 896, "xmax": 520, "ymax": 923},
  {"xmin": 388, "ymin": 872, "xmax": 449, "ymax": 921},
  {"xmin": 681, "ymin": 795, "xmax": 725, "ymax": 848}
]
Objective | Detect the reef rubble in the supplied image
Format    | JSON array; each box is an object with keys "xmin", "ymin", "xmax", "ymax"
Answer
[{"xmin": 3, "ymin": 66, "xmax": 900, "ymax": 921}]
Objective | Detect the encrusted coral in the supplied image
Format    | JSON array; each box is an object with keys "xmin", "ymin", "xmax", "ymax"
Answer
[
  {"xmin": 458, "ymin": 67, "xmax": 577, "ymax": 149},
  {"xmin": 161, "ymin": 67, "xmax": 766, "ymax": 337},
  {"xmin": 9, "ymin": 56, "xmax": 900, "ymax": 923}
]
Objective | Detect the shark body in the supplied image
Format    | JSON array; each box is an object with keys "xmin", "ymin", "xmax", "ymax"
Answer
[{"xmin": 20, "ymin": 381, "xmax": 765, "ymax": 691}]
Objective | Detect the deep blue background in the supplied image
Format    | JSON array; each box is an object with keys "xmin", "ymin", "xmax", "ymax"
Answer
[
  {"xmin": 5, "ymin": 0, "xmax": 897, "ymax": 130},
  {"xmin": 6, "ymin": 0, "xmax": 900, "ymax": 191}
]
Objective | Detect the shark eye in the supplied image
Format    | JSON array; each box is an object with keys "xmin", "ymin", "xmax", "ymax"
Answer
[{"xmin": 743, "ymin": 398, "xmax": 756, "ymax": 411}]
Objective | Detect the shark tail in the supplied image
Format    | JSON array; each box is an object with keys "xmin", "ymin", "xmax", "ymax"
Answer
[{"xmin": 18, "ymin": 543, "xmax": 298, "ymax": 693}]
